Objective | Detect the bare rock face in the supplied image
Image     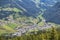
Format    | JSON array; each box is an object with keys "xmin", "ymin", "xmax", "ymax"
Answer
[{"xmin": 43, "ymin": 2, "xmax": 60, "ymax": 24}]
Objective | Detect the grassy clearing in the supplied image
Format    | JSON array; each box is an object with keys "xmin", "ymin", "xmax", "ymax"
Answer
[
  {"xmin": 3, "ymin": 25, "xmax": 15, "ymax": 32},
  {"xmin": 0, "ymin": 7, "xmax": 22, "ymax": 13},
  {"xmin": 38, "ymin": 21, "xmax": 44, "ymax": 26},
  {"xmin": 7, "ymin": 23, "xmax": 17, "ymax": 29},
  {"xmin": 0, "ymin": 24, "xmax": 16, "ymax": 35}
]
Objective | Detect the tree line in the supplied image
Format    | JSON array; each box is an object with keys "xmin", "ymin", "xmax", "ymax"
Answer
[{"xmin": 0, "ymin": 26, "xmax": 60, "ymax": 40}]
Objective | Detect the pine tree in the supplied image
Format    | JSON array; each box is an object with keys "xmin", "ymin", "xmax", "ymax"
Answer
[
  {"xmin": 19, "ymin": 36, "xmax": 24, "ymax": 40},
  {"xmin": 27, "ymin": 35, "xmax": 32, "ymax": 40},
  {"xmin": 40, "ymin": 33, "xmax": 45, "ymax": 40},
  {"xmin": 50, "ymin": 26, "xmax": 58, "ymax": 40},
  {"xmin": 45, "ymin": 30, "xmax": 50, "ymax": 40}
]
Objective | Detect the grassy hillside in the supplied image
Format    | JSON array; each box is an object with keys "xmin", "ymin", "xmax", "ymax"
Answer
[
  {"xmin": 0, "ymin": 7, "xmax": 45, "ymax": 35},
  {"xmin": 0, "ymin": 7, "xmax": 22, "ymax": 35}
]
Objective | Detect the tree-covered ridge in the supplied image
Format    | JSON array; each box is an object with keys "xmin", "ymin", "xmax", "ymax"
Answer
[{"xmin": 0, "ymin": 26, "xmax": 60, "ymax": 40}]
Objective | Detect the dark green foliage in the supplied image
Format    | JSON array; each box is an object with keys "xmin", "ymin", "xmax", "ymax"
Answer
[
  {"xmin": 50, "ymin": 26, "xmax": 58, "ymax": 40},
  {"xmin": 0, "ymin": 27, "xmax": 60, "ymax": 40}
]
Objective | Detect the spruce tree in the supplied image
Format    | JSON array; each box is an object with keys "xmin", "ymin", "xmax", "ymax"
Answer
[
  {"xmin": 50, "ymin": 26, "xmax": 58, "ymax": 40},
  {"xmin": 45, "ymin": 30, "xmax": 50, "ymax": 40},
  {"xmin": 40, "ymin": 33, "xmax": 45, "ymax": 40}
]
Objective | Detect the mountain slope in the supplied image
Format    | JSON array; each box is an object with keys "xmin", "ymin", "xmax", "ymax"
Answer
[
  {"xmin": 0, "ymin": 0, "xmax": 60, "ymax": 35},
  {"xmin": 43, "ymin": 2, "xmax": 60, "ymax": 24},
  {"xmin": 0, "ymin": 0, "xmax": 57, "ymax": 19}
]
